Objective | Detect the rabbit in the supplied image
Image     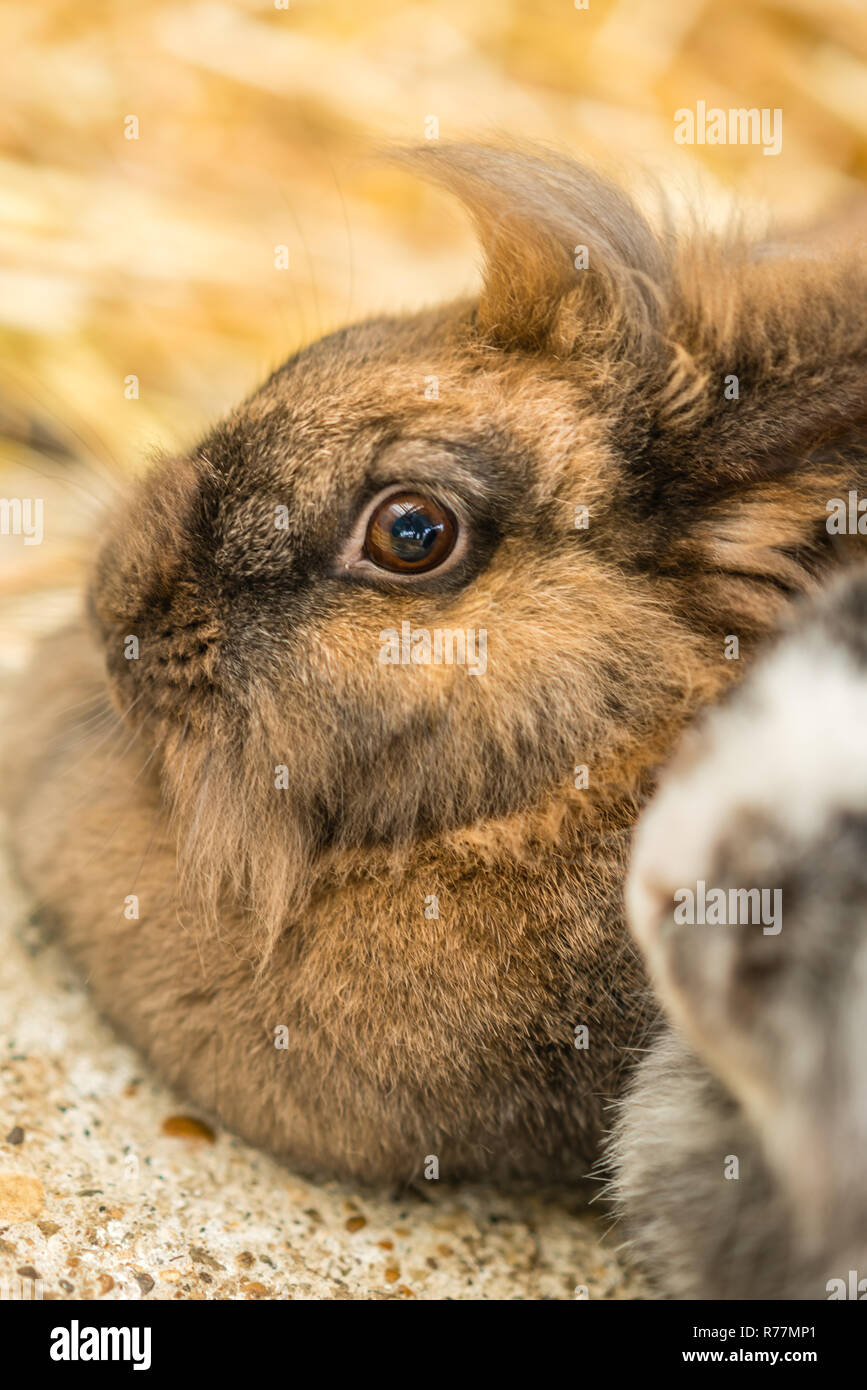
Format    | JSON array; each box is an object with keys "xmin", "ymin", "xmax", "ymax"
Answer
[
  {"xmin": 612, "ymin": 564, "xmax": 867, "ymax": 1298},
  {"xmin": 2, "ymin": 144, "xmax": 866, "ymax": 1215}
]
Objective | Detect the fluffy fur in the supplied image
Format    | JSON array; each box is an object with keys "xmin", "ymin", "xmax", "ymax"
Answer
[{"xmin": 3, "ymin": 144, "xmax": 866, "ymax": 1192}]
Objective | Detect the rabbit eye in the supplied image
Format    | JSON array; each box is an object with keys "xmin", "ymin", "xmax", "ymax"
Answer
[{"xmin": 363, "ymin": 491, "xmax": 458, "ymax": 573}]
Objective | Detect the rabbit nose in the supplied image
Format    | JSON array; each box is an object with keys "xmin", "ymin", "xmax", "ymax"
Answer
[
  {"xmin": 90, "ymin": 454, "xmax": 202, "ymax": 626},
  {"xmin": 102, "ymin": 599, "xmax": 223, "ymax": 735}
]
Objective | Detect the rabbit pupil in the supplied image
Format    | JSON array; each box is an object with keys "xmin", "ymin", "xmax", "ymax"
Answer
[{"xmin": 391, "ymin": 508, "xmax": 440, "ymax": 561}]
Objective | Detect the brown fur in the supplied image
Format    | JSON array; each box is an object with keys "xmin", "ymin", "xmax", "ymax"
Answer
[{"xmin": 3, "ymin": 144, "xmax": 866, "ymax": 1183}]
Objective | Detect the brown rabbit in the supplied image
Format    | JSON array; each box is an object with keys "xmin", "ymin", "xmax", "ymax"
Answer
[{"xmin": 3, "ymin": 144, "xmax": 866, "ymax": 1201}]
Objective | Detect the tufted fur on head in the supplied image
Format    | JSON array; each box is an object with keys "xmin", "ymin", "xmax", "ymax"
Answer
[{"xmin": 4, "ymin": 143, "xmax": 867, "ymax": 1182}]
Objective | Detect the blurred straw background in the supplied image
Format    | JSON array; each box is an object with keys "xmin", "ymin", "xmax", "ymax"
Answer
[{"xmin": 0, "ymin": 0, "xmax": 866, "ymax": 640}]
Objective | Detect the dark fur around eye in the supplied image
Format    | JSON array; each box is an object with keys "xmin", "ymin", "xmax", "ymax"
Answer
[{"xmin": 325, "ymin": 436, "xmax": 529, "ymax": 593}]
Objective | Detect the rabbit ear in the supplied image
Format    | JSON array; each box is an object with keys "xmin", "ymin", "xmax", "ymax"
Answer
[
  {"xmin": 636, "ymin": 247, "xmax": 867, "ymax": 635},
  {"xmin": 397, "ymin": 142, "xmax": 670, "ymax": 354},
  {"xmin": 645, "ymin": 249, "xmax": 867, "ymax": 509}
]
